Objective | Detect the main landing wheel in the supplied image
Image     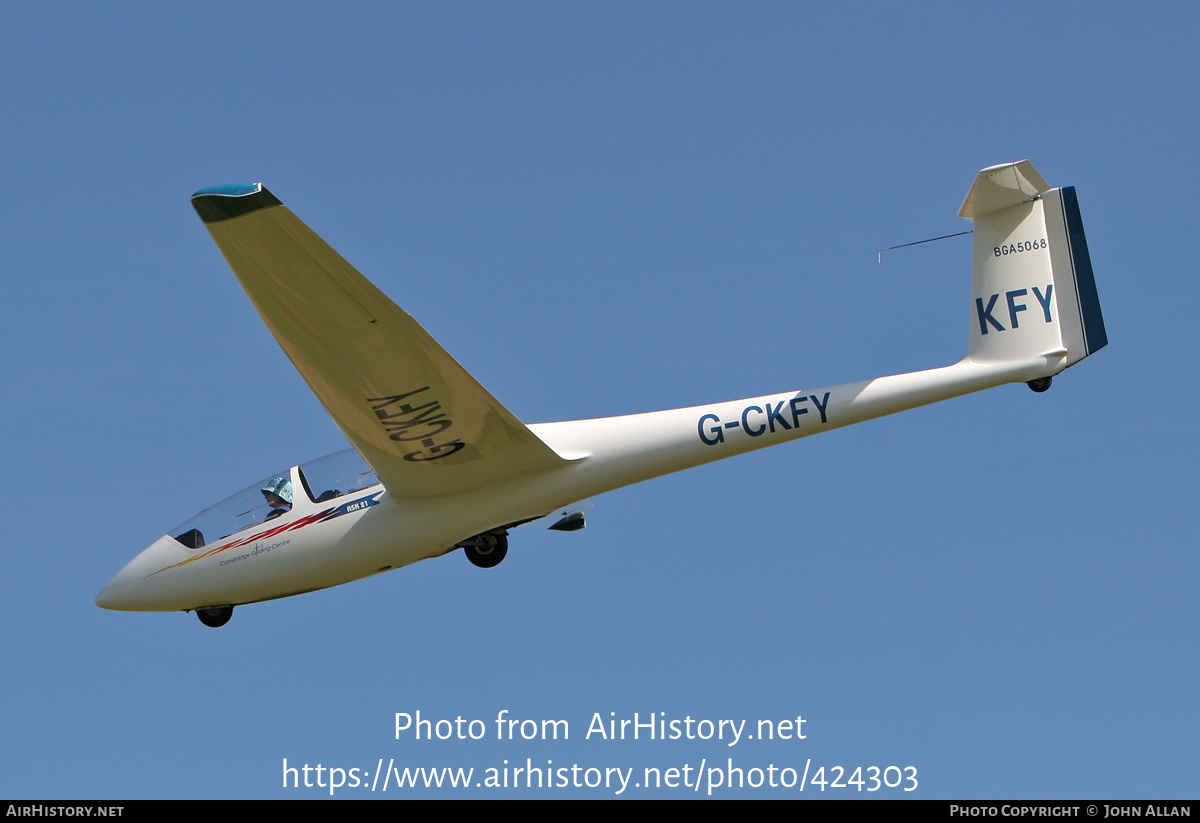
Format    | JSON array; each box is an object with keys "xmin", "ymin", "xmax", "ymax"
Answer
[
  {"xmin": 1027, "ymin": 376, "xmax": 1053, "ymax": 393},
  {"xmin": 196, "ymin": 606, "xmax": 234, "ymax": 628},
  {"xmin": 464, "ymin": 533, "xmax": 508, "ymax": 569}
]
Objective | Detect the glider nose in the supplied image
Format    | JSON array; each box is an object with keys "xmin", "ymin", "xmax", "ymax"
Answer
[
  {"xmin": 96, "ymin": 535, "xmax": 186, "ymax": 611},
  {"xmin": 96, "ymin": 558, "xmax": 146, "ymax": 610}
]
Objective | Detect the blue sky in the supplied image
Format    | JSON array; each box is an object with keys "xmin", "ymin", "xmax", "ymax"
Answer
[{"xmin": 2, "ymin": 2, "xmax": 1196, "ymax": 798}]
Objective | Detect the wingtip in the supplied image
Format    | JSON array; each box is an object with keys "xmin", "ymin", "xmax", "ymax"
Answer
[{"xmin": 191, "ymin": 182, "xmax": 282, "ymax": 223}]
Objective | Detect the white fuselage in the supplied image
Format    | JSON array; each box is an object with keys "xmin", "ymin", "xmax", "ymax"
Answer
[{"xmin": 96, "ymin": 354, "xmax": 1052, "ymax": 613}]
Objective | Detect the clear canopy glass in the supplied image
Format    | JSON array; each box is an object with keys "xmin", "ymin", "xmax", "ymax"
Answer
[
  {"xmin": 169, "ymin": 449, "xmax": 381, "ymax": 549},
  {"xmin": 296, "ymin": 449, "xmax": 380, "ymax": 504}
]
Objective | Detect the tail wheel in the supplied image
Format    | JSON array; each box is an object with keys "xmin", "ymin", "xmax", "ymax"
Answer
[
  {"xmin": 197, "ymin": 606, "xmax": 234, "ymax": 628},
  {"xmin": 464, "ymin": 533, "xmax": 508, "ymax": 568}
]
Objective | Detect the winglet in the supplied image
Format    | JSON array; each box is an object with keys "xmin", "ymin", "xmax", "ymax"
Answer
[{"xmin": 191, "ymin": 183, "xmax": 282, "ymax": 224}]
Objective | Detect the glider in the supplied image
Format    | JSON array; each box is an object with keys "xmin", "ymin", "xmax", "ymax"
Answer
[{"xmin": 97, "ymin": 160, "xmax": 1107, "ymax": 627}]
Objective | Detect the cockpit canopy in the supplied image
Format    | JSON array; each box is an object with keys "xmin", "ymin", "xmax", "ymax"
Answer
[{"xmin": 170, "ymin": 449, "xmax": 381, "ymax": 549}]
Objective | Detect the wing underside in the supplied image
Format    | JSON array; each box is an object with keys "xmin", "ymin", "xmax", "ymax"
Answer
[{"xmin": 191, "ymin": 184, "xmax": 569, "ymax": 498}]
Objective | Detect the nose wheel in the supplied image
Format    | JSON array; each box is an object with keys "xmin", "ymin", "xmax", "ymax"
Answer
[{"xmin": 196, "ymin": 606, "xmax": 233, "ymax": 628}]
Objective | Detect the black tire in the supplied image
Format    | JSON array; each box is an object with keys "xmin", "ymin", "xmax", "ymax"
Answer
[
  {"xmin": 197, "ymin": 606, "xmax": 234, "ymax": 628},
  {"xmin": 464, "ymin": 533, "xmax": 508, "ymax": 568},
  {"xmin": 1027, "ymin": 376, "xmax": 1053, "ymax": 393}
]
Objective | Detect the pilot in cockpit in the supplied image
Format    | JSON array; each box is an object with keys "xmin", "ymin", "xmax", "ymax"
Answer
[{"xmin": 262, "ymin": 477, "xmax": 293, "ymax": 520}]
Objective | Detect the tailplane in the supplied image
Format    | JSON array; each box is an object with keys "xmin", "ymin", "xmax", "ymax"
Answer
[{"xmin": 959, "ymin": 161, "xmax": 1107, "ymax": 374}]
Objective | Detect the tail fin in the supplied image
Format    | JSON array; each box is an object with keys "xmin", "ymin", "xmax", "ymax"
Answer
[{"xmin": 959, "ymin": 161, "xmax": 1107, "ymax": 371}]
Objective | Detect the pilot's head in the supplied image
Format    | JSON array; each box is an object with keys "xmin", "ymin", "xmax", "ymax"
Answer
[{"xmin": 262, "ymin": 477, "xmax": 293, "ymax": 509}]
